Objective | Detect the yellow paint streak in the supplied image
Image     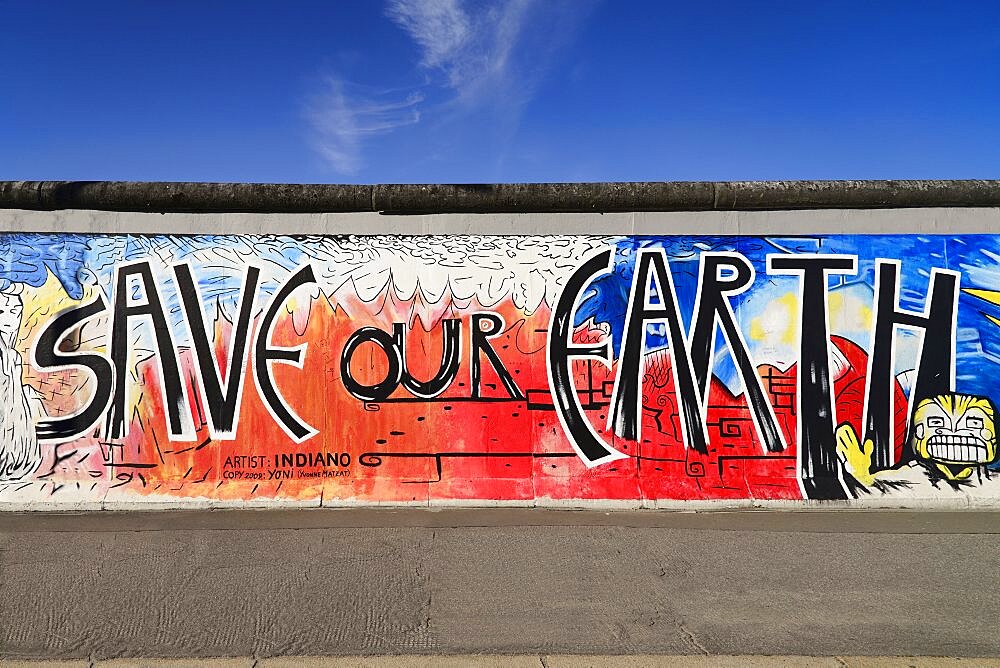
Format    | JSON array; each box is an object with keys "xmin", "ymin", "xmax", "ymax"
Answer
[
  {"xmin": 923, "ymin": 392, "xmax": 995, "ymax": 421},
  {"xmin": 964, "ymin": 288, "xmax": 1000, "ymax": 307},
  {"xmin": 18, "ymin": 270, "xmax": 90, "ymax": 351},
  {"xmin": 828, "ymin": 291, "xmax": 842, "ymax": 316}
]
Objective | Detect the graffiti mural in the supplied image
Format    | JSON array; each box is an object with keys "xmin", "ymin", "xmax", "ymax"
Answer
[{"xmin": 1, "ymin": 232, "xmax": 999, "ymax": 506}]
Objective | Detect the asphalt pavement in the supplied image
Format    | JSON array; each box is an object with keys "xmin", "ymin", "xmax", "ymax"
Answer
[{"xmin": 2, "ymin": 509, "xmax": 998, "ymax": 661}]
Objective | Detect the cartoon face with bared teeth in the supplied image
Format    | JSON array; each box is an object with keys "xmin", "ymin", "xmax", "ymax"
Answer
[{"xmin": 911, "ymin": 393, "xmax": 997, "ymax": 481}]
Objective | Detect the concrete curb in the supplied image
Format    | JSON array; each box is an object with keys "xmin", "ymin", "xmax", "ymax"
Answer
[
  {"xmin": 0, "ymin": 656, "xmax": 997, "ymax": 666},
  {"xmin": 2, "ymin": 180, "xmax": 1000, "ymax": 213},
  {"xmin": 2, "ymin": 487, "xmax": 998, "ymax": 512},
  {"xmin": 3, "ymin": 508, "xmax": 999, "ymax": 534}
]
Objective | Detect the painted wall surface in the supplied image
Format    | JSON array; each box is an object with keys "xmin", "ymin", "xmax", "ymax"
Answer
[{"xmin": 1, "ymin": 217, "xmax": 999, "ymax": 508}]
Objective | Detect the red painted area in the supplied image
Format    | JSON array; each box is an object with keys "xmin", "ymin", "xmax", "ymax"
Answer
[{"xmin": 53, "ymin": 291, "xmax": 907, "ymax": 503}]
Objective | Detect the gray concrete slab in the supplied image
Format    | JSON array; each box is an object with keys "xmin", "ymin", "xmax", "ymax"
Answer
[
  {"xmin": 3, "ymin": 508, "xmax": 1000, "ymax": 533},
  {"xmin": 4, "ymin": 659, "xmax": 1000, "ymax": 667},
  {"xmin": 2, "ymin": 205, "xmax": 1000, "ymax": 238},
  {"xmin": 2, "ymin": 510, "xmax": 999, "ymax": 660}
]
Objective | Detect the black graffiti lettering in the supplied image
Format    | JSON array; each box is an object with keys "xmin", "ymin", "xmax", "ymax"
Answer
[
  {"xmin": 610, "ymin": 250, "xmax": 707, "ymax": 453},
  {"xmin": 34, "ymin": 295, "xmax": 113, "ymax": 441},
  {"xmin": 340, "ymin": 320, "xmax": 460, "ymax": 401},
  {"xmin": 863, "ymin": 261, "xmax": 959, "ymax": 469},
  {"xmin": 341, "ymin": 317, "xmax": 498, "ymax": 402},
  {"xmin": 174, "ymin": 264, "xmax": 259, "ymax": 438},
  {"xmin": 400, "ymin": 319, "xmax": 461, "ymax": 398},
  {"xmin": 254, "ymin": 265, "xmax": 317, "ymax": 442},
  {"xmin": 471, "ymin": 313, "xmax": 523, "ymax": 400},
  {"xmin": 767, "ymin": 254, "xmax": 857, "ymax": 500},
  {"xmin": 340, "ymin": 326, "xmax": 404, "ymax": 402},
  {"xmin": 547, "ymin": 250, "xmax": 622, "ymax": 465},
  {"xmin": 36, "ymin": 261, "xmax": 318, "ymax": 443},
  {"xmin": 107, "ymin": 262, "xmax": 187, "ymax": 440},
  {"xmin": 689, "ymin": 253, "xmax": 784, "ymax": 453}
]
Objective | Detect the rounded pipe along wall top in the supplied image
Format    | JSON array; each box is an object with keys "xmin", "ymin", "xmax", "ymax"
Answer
[{"xmin": 1, "ymin": 180, "xmax": 1000, "ymax": 214}]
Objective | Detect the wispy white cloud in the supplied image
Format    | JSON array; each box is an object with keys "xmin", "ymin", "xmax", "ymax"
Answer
[
  {"xmin": 385, "ymin": 0, "xmax": 471, "ymax": 72},
  {"xmin": 385, "ymin": 0, "xmax": 535, "ymax": 105},
  {"xmin": 308, "ymin": 0, "xmax": 590, "ymax": 174},
  {"xmin": 305, "ymin": 79, "xmax": 422, "ymax": 175}
]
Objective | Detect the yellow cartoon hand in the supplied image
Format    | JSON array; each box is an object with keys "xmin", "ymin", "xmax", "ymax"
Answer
[{"xmin": 835, "ymin": 423, "xmax": 876, "ymax": 486}]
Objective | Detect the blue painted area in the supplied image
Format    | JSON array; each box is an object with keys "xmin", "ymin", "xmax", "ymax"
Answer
[
  {"xmin": 105, "ymin": 235, "xmax": 311, "ymax": 338},
  {"xmin": 0, "ymin": 234, "xmax": 91, "ymax": 299},
  {"xmin": 575, "ymin": 237, "xmax": 739, "ymax": 357}
]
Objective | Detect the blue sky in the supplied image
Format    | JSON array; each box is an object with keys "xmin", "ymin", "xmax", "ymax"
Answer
[{"xmin": 2, "ymin": 1, "xmax": 998, "ymax": 184}]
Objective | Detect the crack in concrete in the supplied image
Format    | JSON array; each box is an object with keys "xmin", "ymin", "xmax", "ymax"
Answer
[
  {"xmin": 679, "ymin": 623, "xmax": 709, "ymax": 655},
  {"xmin": 424, "ymin": 529, "xmax": 435, "ymax": 634}
]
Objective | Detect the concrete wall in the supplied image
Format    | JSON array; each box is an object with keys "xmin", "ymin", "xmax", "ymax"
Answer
[{"xmin": 1, "ymin": 202, "xmax": 999, "ymax": 510}]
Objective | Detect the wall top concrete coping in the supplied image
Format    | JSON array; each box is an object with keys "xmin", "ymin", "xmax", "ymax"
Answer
[{"xmin": 1, "ymin": 180, "xmax": 999, "ymax": 214}]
